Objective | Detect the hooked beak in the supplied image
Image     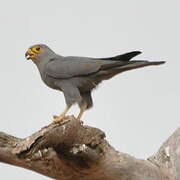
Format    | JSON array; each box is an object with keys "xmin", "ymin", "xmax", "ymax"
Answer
[
  {"xmin": 25, "ymin": 51, "xmax": 30, "ymax": 60},
  {"xmin": 25, "ymin": 49, "xmax": 36, "ymax": 60}
]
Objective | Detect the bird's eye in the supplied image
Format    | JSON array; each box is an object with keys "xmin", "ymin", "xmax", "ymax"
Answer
[
  {"xmin": 32, "ymin": 46, "xmax": 42, "ymax": 53},
  {"xmin": 36, "ymin": 47, "xmax": 40, "ymax": 51}
]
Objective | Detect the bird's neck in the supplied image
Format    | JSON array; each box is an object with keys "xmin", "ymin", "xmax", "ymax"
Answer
[
  {"xmin": 33, "ymin": 58, "xmax": 49, "ymax": 77},
  {"xmin": 33, "ymin": 54, "xmax": 61, "ymax": 77}
]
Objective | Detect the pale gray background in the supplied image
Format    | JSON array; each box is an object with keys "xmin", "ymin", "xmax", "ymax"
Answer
[{"xmin": 0, "ymin": 0, "xmax": 179, "ymax": 179}]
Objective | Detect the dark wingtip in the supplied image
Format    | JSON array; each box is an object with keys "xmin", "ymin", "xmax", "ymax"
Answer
[
  {"xmin": 124, "ymin": 51, "xmax": 142, "ymax": 59},
  {"xmin": 115, "ymin": 51, "xmax": 142, "ymax": 61},
  {"xmin": 99, "ymin": 51, "xmax": 142, "ymax": 61},
  {"xmin": 132, "ymin": 51, "xmax": 142, "ymax": 56}
]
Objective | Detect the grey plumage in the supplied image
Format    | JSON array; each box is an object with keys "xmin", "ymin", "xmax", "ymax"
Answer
[{"xmin": 25, "ymin": 44, "xmax": 165, "ymax": 123}]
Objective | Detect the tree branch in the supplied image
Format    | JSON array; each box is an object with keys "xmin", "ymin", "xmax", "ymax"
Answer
[{"xmin": 0, "ymin": 116, "xmax": 178, "ymax": 180}]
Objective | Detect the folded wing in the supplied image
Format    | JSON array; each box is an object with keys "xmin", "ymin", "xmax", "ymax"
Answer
[
  {"xmin": 44, "ymin": 52, "xmax": 165, "ymax": 79},
  {"xmin": 44, "ymin": 57, "xmax": 104, "ymax": 78}
]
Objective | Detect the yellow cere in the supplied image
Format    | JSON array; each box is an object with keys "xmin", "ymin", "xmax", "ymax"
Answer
[{"xmin": 27, "ymin": 46, "xmax": 43, "ymax": 60}]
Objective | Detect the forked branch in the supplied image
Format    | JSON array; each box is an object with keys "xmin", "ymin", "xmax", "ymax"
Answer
[{"xmin": 0, "ymin": 116, "xmax": 179, "ymax": 180}]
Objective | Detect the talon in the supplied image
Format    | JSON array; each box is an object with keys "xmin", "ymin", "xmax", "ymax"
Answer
[
  {"xmin": 51, "ymin": 106, "xmax": 71, "ymax": 124},
  {"xmin": 53, "ymin": 115, "xmax": 58, "ymax": 119},
  {"xmin": 51, "ymin": 115, "xmax": 65, "ymax": 124}
]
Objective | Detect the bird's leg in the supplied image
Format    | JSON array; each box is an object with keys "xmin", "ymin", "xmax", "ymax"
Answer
[
  {"xmin": 52, "ymin": 105, "xmax": 71, "ymax": 124},
  {"xmin": 77, "ymin": 104, "xmax": 87, "ymax": 120}
]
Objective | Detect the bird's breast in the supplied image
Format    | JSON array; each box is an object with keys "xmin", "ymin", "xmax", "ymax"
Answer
[{"xmin": 41, "ymin": 73, "xmax": 61, "ymax": 90}]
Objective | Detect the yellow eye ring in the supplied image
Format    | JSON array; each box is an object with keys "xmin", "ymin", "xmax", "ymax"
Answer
[{"xmin": 32, "ymin": 46, "xmax": 42, "ymax": 53}]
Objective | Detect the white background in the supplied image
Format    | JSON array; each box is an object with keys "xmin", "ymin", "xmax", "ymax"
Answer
[{"xmin": 0, "ymin": 0, "xmax": 179, "ymax": 179}]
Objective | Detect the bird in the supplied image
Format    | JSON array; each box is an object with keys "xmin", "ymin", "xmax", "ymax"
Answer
[{"xmin": 25, "ymin": 44, "xmax": 165, "ymax": 124}]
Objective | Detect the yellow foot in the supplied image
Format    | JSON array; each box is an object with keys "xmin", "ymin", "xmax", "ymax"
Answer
[{"xmin": 51, "ymin": 115, "xmax": 66, "ymax": 124}]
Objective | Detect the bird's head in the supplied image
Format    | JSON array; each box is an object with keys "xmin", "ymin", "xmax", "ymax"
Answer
[{"xmin": 25, "ymin": 44, "xmax": 56, "ymax": 62}]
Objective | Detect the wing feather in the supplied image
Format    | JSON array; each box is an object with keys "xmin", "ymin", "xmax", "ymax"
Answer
[
  {"xmin": 44, "ymin": 57, "xmax": 103, "ymax": 78},
  {"xmin": 44, "ymin": 51, "xmax": 145, "ymax": 79},
  {"xmin": 98, "ymin": 51, "xmax": 142, "ymax": 61}
]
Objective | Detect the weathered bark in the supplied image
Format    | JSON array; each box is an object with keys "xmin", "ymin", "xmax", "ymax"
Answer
[{"xmin": 0, "ymin": 116, "xmax": 179, "ymax": 180}]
